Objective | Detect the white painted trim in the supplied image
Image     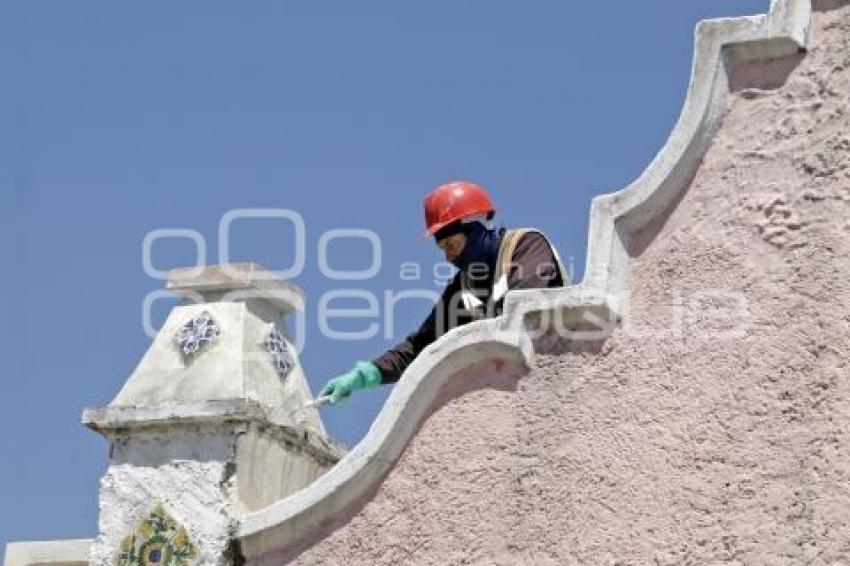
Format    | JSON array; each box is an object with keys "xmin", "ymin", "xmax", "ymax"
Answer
[
  {"xmin": 82, "ymin": 398, "xmax": 346, "ymax": 462},
  {"xmin": 3, "ymin": 539, "xmax": 91, "ymax": 566},
  {"xmin": 237, "ymin": 0, "xmax": 811, "ymax": 558}
]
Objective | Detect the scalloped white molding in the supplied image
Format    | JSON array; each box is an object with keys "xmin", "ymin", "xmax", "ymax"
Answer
[{"xmin": 238, "ymin": 0, "xmax": 812, "ymax": 559}]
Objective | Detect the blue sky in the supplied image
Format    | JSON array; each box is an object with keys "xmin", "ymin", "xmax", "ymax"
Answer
[{"xmin": 0, "ymin": 0, "xmax": 768, "ymax": 551}]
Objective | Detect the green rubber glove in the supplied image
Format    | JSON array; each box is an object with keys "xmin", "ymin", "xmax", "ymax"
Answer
[{"xmin": 318, "ymin": 361, "xmax": 382, "ymax": 405}]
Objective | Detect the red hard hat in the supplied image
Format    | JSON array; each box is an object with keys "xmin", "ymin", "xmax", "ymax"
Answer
[{"xmin": 422, "ymin": 181, "xmax": 496, "ymax": 238}]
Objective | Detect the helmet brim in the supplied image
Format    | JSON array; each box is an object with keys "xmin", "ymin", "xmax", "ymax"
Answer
[{"xmin": 419, "ymin": 210, "xmax": 495, "ymax": 242}]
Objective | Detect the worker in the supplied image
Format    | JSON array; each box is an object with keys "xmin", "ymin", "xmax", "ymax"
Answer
[{"xmin": 318, "ymin": 180, "xmax": 569, "ymax": 405}]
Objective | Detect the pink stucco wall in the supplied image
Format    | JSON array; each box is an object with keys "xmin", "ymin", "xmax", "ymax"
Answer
[{"xmin": 261, "ymin": 5, "xmax": 850, "ymax": 564}]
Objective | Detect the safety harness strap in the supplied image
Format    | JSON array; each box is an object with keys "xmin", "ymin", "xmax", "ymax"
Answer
[{"xmin": 491, "ymin": 228, "xmax": 568, "ymax": 302}]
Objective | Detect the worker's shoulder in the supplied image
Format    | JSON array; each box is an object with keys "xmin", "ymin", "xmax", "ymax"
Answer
[
  {"xmin": 511, "ymin": 228, "xmax": 548, "ymax": 243},
  {"xmin": 508, "ymin": 228, "xmax": 553, "ymax": 258}
]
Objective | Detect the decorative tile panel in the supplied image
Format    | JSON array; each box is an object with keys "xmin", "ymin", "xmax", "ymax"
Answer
[
  {"xmin": 264, "ymin": 324, "xmax": 295, "ymax": 379},
  {"xmin": 117, "ymin": 504, "xmax": 198, "ymax": 565},
  {"xmin": 175, "ymin": 310, "xmax": 220, "ymax": 356}
]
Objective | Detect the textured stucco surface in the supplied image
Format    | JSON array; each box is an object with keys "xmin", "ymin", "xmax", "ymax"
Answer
[
  {"xmin": 257, "ymin": 5, "xmax": 850, "ymax": 565},
  {"xmin": 89, "ymin": 427, "xmax": 238, "ymax": 565}
]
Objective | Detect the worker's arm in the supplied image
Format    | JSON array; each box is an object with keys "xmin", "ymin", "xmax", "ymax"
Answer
[
  {"xmin": 316, "ymin": 275, "xmax": 463, "ymax": 404},
  {"xmin": 371, "ymin": 274, "xmax": 463, "ymax": 384}
]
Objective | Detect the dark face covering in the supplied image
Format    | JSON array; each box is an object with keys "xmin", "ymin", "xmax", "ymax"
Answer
[{"xmin": 451, "ymin": 222, "xmax": 504, "ymax": 275}]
